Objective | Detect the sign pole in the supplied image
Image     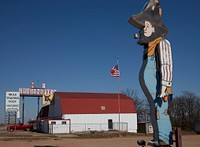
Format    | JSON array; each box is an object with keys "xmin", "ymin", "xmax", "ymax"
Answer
[
  {"xmin": 38, "ymin": 96, "xmax": 40, "ymax": 116},
  {"xmin": 22, "ymin": 95, "xmax": 25, "ymax": 124}
]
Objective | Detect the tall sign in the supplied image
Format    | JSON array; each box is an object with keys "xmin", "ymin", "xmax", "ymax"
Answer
[
  {"xmin": 19, "ymin": 88, "xmax": 56, "ymax": 96},
  {"xmin": 19, "ymin": 82, "xmax": 57, "ymax": 124},
  {"xmin": 5, "ymin": 92, "xmax": 20, "ymax": 118}
]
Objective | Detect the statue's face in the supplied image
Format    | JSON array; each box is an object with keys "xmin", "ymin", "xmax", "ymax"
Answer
[
  {"xmin": 144, "ymin": 21, "xmax": 155, "ymax": 37},
  {"xmin": 138, "ymin": 20, "xmax": 158, "ymax": 45}
]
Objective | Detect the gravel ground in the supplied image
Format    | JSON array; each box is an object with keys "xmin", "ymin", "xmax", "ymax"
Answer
[{"xmin": 0, "ymin": 125, "xmax": 200, "ymax": 147}]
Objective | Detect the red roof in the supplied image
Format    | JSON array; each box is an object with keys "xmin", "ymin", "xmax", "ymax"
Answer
[{"xmin": 55, "ymin": 92, "xmax": 137, "ymax": 114}]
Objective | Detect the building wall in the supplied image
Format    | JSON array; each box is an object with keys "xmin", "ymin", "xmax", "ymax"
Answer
[
  {"xmin": 48, "ymin": 120, "xmax": 70, "ymax": 134},
  {"xmin": 62, "ymin": 113, "xmax": 137, "ymax": 133},
  {"xmin": 48, "ymin": 94, "xmax": 62, "ymax": 117},
  {"xmin": 40, "ymin": 119, "xmax": 70, "ymax": 134},
  {"xmin": 137, "ymin": 122, "xmax": 153, "ymax": 134}
]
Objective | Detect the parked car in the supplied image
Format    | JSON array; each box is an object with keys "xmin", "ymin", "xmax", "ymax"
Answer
[
  {"xmin": 194, "ymin": 120, "xmax": 200, "ymax": 134},
  {"xmin": 7, "ymin": 123, "xmax": 33, "ymax": 132}
]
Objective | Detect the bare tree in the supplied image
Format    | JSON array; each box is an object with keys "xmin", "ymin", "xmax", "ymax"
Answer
[
  {"xmin": 170, "ymin": 91, "xmax": 200, "ymax": 130},
  {"xmin": 121, "ymin": 89, "xmax": 147, "ymax": 122}
]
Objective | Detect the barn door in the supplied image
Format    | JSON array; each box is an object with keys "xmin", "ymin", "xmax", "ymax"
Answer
[{"xmin": 108, "ymin": 119, "xmax": 113, "ymax": 130}]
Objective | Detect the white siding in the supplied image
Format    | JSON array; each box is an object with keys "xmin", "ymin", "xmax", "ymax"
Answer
[
  {"xmin": 49, "ymin": 124, "xmax": 69, "ymax": 134},
  {"xmin": 62, "ymin": 113, "xmax": 137, "ymax": 133},
  {"xmin": 40, "ymin": 120, "xmax": 70, "ymax": 134}
]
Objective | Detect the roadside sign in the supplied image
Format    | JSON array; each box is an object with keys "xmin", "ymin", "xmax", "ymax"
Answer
[{"xmin": 5, "ymin": 92, "xmax": 20, "ymax": 118}]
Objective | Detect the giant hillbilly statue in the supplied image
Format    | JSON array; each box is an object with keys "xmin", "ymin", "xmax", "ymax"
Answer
[{"xmin": 128, "ymin": 0, "xmax": 173, "ymax": 146}]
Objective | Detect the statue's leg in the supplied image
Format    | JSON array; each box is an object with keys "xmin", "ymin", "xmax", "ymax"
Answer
[
  {"xmin": 155, "ymin": 97, "xmax": 173, "ymax": 145},
  {"xmin": 139, "ymin": 56, "xmax": 159, "ymax": 142}
]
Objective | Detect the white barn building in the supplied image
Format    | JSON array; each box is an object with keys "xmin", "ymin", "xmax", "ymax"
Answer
[{"xmin": 37, "ymin": 92, "xmax": 137, "ymax": 134}]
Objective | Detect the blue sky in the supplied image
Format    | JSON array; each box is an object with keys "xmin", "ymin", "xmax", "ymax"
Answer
[{"xmin": 0, "ymin": 0, "xmax": 200, "ymax": 123}]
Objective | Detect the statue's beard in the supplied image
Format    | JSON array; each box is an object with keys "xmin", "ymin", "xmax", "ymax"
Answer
[
  {"xmin": 137, "ymin": 28, "xmax": 162, "ymax": 45},
  {"xmin": 137, "ymin": 31, "xmax": 149, "ymax": 45}
]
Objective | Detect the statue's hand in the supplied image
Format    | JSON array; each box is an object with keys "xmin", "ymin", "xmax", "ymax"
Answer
[{"xmin": 160, "ymin": 85, "xmax": 167, "ymax": 98}]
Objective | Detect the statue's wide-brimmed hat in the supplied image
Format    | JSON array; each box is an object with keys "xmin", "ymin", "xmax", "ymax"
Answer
[{"xmin": 128, "ymin": 0, "xmax": 168, "ymax": 35}]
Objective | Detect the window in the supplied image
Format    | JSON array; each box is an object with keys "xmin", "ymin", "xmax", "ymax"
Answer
[
  {"xmin": 62, "ymin": 121, "xmax": 66, "ymax": 125},
  {"xmin": 51, "ymin": 121, "xmax": 56, "ymax": 125},
  {"xmin": 101, "ymin": 106, "xmax": 106, "ymax": 110}
]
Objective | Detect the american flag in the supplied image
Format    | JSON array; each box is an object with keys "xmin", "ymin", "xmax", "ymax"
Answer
[{"xmin": 110, "ymin": 64, "xmax": 120, "ymax": 77}]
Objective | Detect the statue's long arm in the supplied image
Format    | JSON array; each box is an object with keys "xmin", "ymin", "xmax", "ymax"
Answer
[{"xmin": 158, "ymin": 39, "xmax": 173, "ymax": 97}]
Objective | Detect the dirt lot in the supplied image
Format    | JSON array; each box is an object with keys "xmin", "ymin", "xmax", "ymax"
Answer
[{"xmin": 0, "ymin": 125, "xmax": 200, "ymax": 147}]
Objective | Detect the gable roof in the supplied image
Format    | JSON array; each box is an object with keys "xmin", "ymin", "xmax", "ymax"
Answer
[
  {"xmin": 55, "ymin": 92, "xmax": 137, "ymax": 114},
  {"xmin": 37, "ymin": 105, "xmax": 49, "ymax": 118}
]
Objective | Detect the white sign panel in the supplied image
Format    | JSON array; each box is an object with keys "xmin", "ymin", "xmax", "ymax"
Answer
[{"xmin": 6, "ymin": 92, "xmax": 20, "ymax": 113}]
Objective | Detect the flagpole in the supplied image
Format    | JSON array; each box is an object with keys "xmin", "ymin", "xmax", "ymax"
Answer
[
  {"xmin": 117, "ymin": 57, "xmax": 121, "ymax": 131},
  {"xmin": 110, "ymin": 57, "xmax": 121, "ymax": 131}
]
